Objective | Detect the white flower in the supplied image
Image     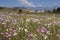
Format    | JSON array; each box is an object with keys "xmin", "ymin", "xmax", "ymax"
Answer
[
  {"xmin": 26, "ymin": 18, "xmax": 31, "ymax": 22},
  {"xmin": 19, "ymin": 27, "xmax": 21, "ymax": 30},
  {"xmin": 44, "ymin": 35, "xmax": 47, "ymax": 39},
  {"xmin": 34, "ymin": 34, "xmax": 37, "ymax": 36},
  {"xmin": 32, "ymin": 19, "xmax": 39, "ymax": 22},
  {"xmin": 24, "ymin": 29, "xmax": 28, "ymax": 32},
  {"xmin": 42, "ymin": 34, "xmax": 48, "ymax": 39},
  {"xmin": 47, "ymin": 17, "xmax": 51, "ymax": 20},
  {"xmin": 2, "ymin": 22, "xmax": 6, "ymax": 25},
  {"xmin": 47, "ymin": 31, "xmax": 51, "ymax": 35},
  {"xmin": 6, "ymin": 29, "xmax": 9, "ymax": 31},
  {"xmin": 13, "ymin": 32, "xmax": 17, "ymax": 36}
]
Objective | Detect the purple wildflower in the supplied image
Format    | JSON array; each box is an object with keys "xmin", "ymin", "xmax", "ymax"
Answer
[
  {"xmin": 41, "ymin": 27, "xmax": 48, "ymax": 33},
  {"xmin": 36, "ymin": 27, "xmax": 49, "ymax": 33}
]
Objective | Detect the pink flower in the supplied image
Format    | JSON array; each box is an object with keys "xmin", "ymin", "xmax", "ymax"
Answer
[
  {"xmin": 41, "ymin": 27, "xmax": 48, "ymax": 33},
  {"xmin": 0, "ymin": 32, "xmax": 4, "ymax": 34},
  {"xmin": 36, "ymin": 29, "xmax": 40, "ymax": 32},
  {"xmin": 41, "ymin": 29, "xmax": 45, "ymax": 33},
  {"xmin": 12, "ymin": 30, "xmax": 16, "ymax": 33},
  {"xmin": 36, "ymin": 27, "xmax": 49, "ymax": 33},
  {"xmin": 0, "ymin": 17, "xmax": 3, "ymax": 21},
  {"xmin": 6, "ymin": 34, "xmax": 11, "ymax": 38},
  {"xmin": 13, "ymin": 19, "xmax": 16, "ymax": 23},
  {"xmin": 8, "ymin": 38, "xmax": 11, "ymax": 40},
  {"xmin": 28, "ymin": 33, "xmax": 33, "ymax": 37},
  {"xmin": 9, "ymin": 28, "xmax": 16, "ymax": 33},
  {"xmin": 5, "ymin": 32, "xmax": 9, "ymax": 35}
]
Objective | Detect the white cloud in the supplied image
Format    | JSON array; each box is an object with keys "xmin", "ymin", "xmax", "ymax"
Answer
[
  {"xmin": 37, "ymin": 5, "xmax": 42, "ymax": 7},
  {"xmin": 17, "ymin": 0, "xmax": 36, "ymax": 7}
]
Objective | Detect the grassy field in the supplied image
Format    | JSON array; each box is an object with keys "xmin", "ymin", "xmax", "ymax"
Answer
[{"xmin": 0, "ymin": 11, "xmax": 60, "ymax": 40}]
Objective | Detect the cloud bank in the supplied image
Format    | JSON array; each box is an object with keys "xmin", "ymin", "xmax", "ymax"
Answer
[{"xmin": 17, "ymin": 0, "xmax": 36, "ymax": 7}]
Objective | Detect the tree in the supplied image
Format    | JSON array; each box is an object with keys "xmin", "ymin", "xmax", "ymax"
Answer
[
  {"xmin": 53, "ymin": 8, "xmax": 56, "ymax": 13},
  {"xmin": 18, "ymin": 9, "xmax": 23, "ymax": 14},
  {"xmin": 56, "ymin": 7, "xmax": 60, "ymax": 13},
  {"xmin": 0, "ymin": 7, "xmax": 4, "ymax": 9}
]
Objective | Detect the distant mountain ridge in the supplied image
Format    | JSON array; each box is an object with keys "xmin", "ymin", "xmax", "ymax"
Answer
[
  {"xmin": 0, "ymin": 6, "xmax": 59, "ymax": 11},
  {"xmin": 26, "ymin": 6, "xmax": 59, "ymax": 11}
]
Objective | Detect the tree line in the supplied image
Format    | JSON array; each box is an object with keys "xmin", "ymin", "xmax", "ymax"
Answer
[{"xmin": 53, "ymin": 7, "xmax": 60, "ymax": 13}]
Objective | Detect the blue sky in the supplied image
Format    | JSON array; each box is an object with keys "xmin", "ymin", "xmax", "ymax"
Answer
[{"xmin": 0, "ymin": 0, "xmax": 60, "ymax": 7}]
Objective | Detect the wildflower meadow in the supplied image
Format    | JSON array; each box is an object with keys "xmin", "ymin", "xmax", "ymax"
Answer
[{"xmin": 0, "ymin": 12, "xmax": 60, "ymax": 40}]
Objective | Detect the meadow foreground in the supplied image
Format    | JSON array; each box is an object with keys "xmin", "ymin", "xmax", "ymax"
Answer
[{"xmin": 0, "ymin": 12, "xmax": 60, "ymax": 40}]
